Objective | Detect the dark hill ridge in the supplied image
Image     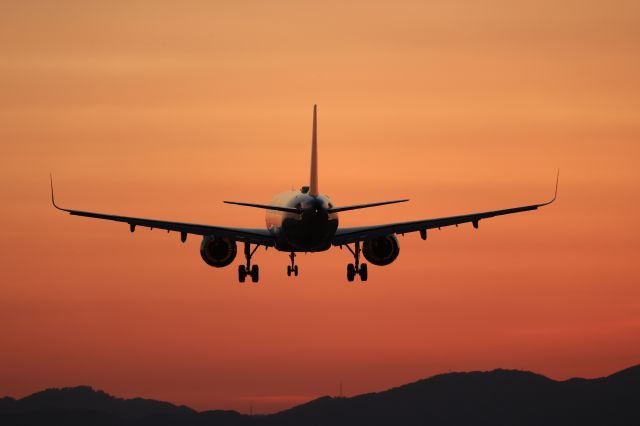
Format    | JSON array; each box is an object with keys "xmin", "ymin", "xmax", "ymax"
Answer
[
  {"xmin": 6, "ymin": 385, "xmax": 194, "ymax": 418},
  {"xmin": 1, "ymin": 365, "xmax": 638, "ymax": 425}
]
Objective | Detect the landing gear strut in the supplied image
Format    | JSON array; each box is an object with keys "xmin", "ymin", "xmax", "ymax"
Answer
[
  {"xmin": 345, "ymin": 241, "xmax": 368, "ymax": 282},
  {"xmin": 238, "ymin": 242, "xmax": 259, "ymax": 283},
  {"xmin": 287, "ymin": 252, "xmax": 299, "ymax": 277}
]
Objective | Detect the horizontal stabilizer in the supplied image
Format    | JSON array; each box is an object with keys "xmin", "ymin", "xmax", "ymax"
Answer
[
  {"xmin": 223, "ymin": 201, "xmax": 301, "ymax": 214},
  {"xmin": 328, "ymin": 199, "xmax": 409, "ymax": 213}
]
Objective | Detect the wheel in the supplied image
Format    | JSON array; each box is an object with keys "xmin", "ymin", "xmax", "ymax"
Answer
[
  {"xmin": 293, "ymin": 265, "xmax": 299, "ymax": 276},
  {"xmin": 347, "ymin": 264, "xmax": 356, "ymax": 282},
  {"xmin": 287, "ymin": 265, "xmax": 292, "ymax": 276},
  {"xmin": 238, "ymin": 265, "xmax": 247, "ymax": 283},
  {"xmin": 359, "ymin": 263, "xmax": 368, "ymax": 282},
  {"xmin": 251, "ymin": 265, "xmax": 259, "ymax": 283}
]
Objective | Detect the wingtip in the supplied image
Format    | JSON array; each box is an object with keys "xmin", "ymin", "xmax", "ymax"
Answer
[
  {"xmin": 49, "ymin": 173, "xmax": 65, "ymax": 211},
  {"xmin": 542, "ymin": 169, "xmax": 559, "ymax": 206},
  {"xmin": 50, "ymin": 173, "xmax": 57, "ymax": 208}
]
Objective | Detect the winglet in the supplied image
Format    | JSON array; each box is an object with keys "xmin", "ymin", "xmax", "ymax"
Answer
[
  {"xmin": 50, "ymin": 173, "xmax": 67, "ymax": 212},
  {"xmin": 540, "ymin": 169, "xmax": 559, "ymax": 207}
]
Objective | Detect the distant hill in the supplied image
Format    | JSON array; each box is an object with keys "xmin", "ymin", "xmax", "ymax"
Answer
[{"xmin": 1, "ymin": 365, "xmax": 638, "ymax": 425}]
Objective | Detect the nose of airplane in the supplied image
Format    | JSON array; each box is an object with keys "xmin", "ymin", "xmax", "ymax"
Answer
[
  {"xmin": 311, "ymin": 198, "xmax": 324, "ymax": 213},
  {"xmin": 302, "ymin": 198, "xmax": 328, "ymax": 221}
]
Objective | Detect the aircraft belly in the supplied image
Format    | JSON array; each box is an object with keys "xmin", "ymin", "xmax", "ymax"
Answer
[{"xmin": 276, "ymin": 217, "xmax": 338, "ymax": 252}]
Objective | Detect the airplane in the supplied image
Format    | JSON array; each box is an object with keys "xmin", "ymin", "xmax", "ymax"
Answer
[{"xmin": 51, "ymin": 105, "xmax": 558, "ymax": 283}]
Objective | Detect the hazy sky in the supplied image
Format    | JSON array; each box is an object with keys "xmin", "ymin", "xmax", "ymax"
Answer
[{"xmin": 1, "ymin": 0, "xmax": 639, "ymax": 413}]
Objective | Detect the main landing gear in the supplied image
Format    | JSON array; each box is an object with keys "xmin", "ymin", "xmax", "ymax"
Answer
[
  {"xmin": 287, "ymin": 252, "xmax": 299, "ymax": 277},
  {"xmin": 345, "ymin": 241, "xmax": 368, "ymax": 282},
  {"xmin": 238, "ymin": 242, "xmax": 259, "ymax": 283}
]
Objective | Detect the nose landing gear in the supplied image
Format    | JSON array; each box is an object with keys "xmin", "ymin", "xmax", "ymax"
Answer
[
  {"xmin": 345, "ymin": 241, "xmax": 368, "ymax": 282},
  {"xmin": 238, "ymin": 242, "xmax": 259, "ymax": 283},
  {"xmin": 287, "ymin": 252, "xmax": 299, "ymax": 277}
]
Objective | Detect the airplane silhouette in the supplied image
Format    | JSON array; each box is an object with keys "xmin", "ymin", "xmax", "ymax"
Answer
[{"xmin": 51, "ymin": 105, "xmax": 558, "ymax": 283}]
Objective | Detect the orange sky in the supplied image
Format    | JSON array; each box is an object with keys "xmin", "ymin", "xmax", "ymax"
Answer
[{"xmin": 1, "ymin": 0, "xmax": 639, "ymax": 414}]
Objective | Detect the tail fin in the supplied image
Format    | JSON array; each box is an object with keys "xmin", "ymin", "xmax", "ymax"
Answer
[{"xmin": 309, "ymin": 104, "xmax": 319, "ymax": 196}]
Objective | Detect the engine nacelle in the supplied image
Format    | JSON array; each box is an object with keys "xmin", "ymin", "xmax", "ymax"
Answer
[
  {"xmin": 362, "ymin": 235, "xmax": 400, "ymax": 266},
  {"xmin": 200, "ymin": 236, "xmax": 237, "ymax": 268}
]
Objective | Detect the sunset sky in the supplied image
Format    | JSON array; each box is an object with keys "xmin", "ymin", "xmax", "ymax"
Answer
[{"xmin": 1, "ymin": 0, "xmax": 639, "ymax": 414}]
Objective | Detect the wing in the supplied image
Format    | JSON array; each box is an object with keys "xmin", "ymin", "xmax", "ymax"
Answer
[
  {"xmin": 50, "ymin": 177, "xmax": 275, "ymax": 246},
  {"xmin": 332, "ymin": 173, "xmax": 558, "ymax": 246}
]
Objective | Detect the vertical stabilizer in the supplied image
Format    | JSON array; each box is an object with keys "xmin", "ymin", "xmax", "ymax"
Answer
[{"xmin": 309, "ymin": 104, "xmax": 319, "ymax": 196}]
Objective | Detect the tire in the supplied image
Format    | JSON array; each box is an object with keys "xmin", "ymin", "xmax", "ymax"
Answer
[
  {"xmin": 359, "ymin": 263, "xmax": 368, "ymax": 282},
  {"xmin": 238, "ymin": 265, "xmax": 246, "ymax": 283},
  {"xmin": 251, "ymin": 265, "xmax": 259, "ymax": 283},
  {"xmin": 347, "ymin": 264, "xmax": 355, "ymax": 282},
  {"xmin": 293, "ymin": 265, "xmax": 299, "ymax": 276},
  {"xmin": 287, "ymin": 265, "xmax": 292, "ymax": 276}
]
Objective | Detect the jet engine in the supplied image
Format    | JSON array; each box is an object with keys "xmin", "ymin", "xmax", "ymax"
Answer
[
  {"xmin": 200, "ymin": 236, "xmax": 237, "ymax": 267},
  {"xmin": 362, "ymin": 235, "xmax": 400, "ymax": 266}
]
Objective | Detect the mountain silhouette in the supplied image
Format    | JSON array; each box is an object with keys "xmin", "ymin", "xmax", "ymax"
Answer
[{"xmin": 1, "ymin": 365, "xmax": 638, "ymax": 425}]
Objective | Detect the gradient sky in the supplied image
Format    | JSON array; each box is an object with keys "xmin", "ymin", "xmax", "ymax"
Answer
[{"xmin": 1, "ymin": 0, "xmax": 639, "ymax": 414}]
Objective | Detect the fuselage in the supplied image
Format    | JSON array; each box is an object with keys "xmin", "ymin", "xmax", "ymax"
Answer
[{"xmin": 266, "ymin": 190, "xmax": 339, "ymax": 252}]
